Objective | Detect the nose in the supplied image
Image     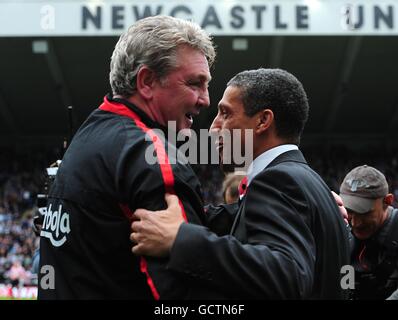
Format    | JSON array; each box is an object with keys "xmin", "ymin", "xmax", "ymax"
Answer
[
  {"xmin": 350, "ymin": 214, "xmax": 362, "ymax": 228},
  {"xmin": 198, "ymin": 88, "xmax": 210, "ymax": 109},
  {"xmin": 210, "ymin": 113, "xmax": 221, "ymax": 133}
]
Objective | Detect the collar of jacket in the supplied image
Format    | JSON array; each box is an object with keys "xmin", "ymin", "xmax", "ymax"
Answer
[
  {"xmin": 106, "ymin": 93, "xmax": 169, "ymax": 133},
  {"xmin": 266, "ymin": 149, "xmax": 308, "ymax": 169},
  {"xmin": 106, "ymin": 94, "xmax": 191, "ymax": 148}
]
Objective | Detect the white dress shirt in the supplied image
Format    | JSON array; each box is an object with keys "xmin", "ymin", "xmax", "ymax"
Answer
[{"xmin": 246, "ymin": 144, "xmax": 298, "ymax": 186}]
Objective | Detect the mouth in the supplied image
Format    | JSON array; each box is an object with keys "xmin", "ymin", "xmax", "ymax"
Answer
[
  {"xmin": 184, "ymin": 110, "xmax": 201, "ymax": 129},
  {"xmin": 353, "ymin": 227, "xmax": 369, "ymax": 238},
  {"xmin": 185, "ymin": 112, "xmax": 194, "ymax": 122},
  {"xmin": 185, "ymin": 109, "xmax": 200, "ymax": 121}
]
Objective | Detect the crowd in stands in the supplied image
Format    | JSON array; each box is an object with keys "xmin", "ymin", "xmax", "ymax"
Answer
[
  {"xmin": 1, "ymin": 145, "xmax": 397, "ymax": 287},
  {"xmin": 0, "ymin": 148, "xmax": 60, "ymax": 287}
]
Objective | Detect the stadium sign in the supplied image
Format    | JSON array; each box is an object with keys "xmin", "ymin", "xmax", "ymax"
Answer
[{"xmin": 0, "ymin": 0, "xmax": 398, "ymax": 36}]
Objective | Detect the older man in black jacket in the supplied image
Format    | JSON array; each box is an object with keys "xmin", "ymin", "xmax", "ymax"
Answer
[
  {"xmin": 131, "ymin": 69, "xmax": 350, "ymax": 299},
  {"xmin": 38, "ymin": 16, "xmax": 215, "ymax": 300}
]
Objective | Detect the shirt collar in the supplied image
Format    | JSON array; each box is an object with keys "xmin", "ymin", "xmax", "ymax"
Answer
[{"xmin": 247, "ymin": 144, "xmax": 298, "ymax": 186}]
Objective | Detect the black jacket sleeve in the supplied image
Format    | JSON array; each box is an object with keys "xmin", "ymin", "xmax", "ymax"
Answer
[
  {"xmin": 204, "ymin": 203, "xmax": 239, "ymax": 236},
  {"xmin": 167, "ymin": 168, "xmax": 316, "ymax": 299}
]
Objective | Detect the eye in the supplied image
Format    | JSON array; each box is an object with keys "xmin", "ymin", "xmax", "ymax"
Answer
[
  {"xmin": 188, "ymin": 79, "xmax": 209, "ymax": 91},
  {"xmin": 220, "ymin": 108, "xmax": 229, "ymax": 119},
  {"xmin": 188, "ymin": 80, "xmax": 201, "ymax": 88}
]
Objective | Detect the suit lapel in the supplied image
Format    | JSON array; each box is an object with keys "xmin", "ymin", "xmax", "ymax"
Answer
[
  {"xmin": 230, "ymin": 196, "xmax": 247, "ymax": 240},
  {"xmin": 229, "ymin": 149, "xmax": 307, "ymax": 239}
]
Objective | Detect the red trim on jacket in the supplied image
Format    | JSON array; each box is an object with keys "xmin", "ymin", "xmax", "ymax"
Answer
[{"xmin": 99, "ymin": 96, "xmax": 188, "ymax": 299}]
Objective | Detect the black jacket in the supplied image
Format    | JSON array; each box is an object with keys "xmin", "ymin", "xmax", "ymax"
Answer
[
  {"xmin": 38, "ymin": 95, "xmax": 207, "ymax": 299},
  {"xmin": 350, "ymin": 207, "xmax": 398, "ymax": 300},
  {"xmin": 168, "ymin": 150, "xmax": 351, "ymax": 299}
]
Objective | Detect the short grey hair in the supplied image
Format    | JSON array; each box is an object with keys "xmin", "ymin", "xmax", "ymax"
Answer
[{"xmin": 110, "ymin": 15, "xmax": 216, "ymax": 97}]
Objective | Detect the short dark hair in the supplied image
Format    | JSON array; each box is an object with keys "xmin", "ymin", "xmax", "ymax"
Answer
[{"xmin": 227, "ymin": 68, "xmax": 309, "ymax": 145}]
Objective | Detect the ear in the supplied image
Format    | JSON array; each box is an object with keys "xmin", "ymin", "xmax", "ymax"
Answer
[
  {"xmin": 384, "ymin": 193, "xmax": 394, "ymax": 206},
  {"xmin": 255, "ymin": 109, "xmax": 274, "ymax": 135},
  {"xmin": 136, "ymin": 66, "xmax": 157, "ymax": 100}
]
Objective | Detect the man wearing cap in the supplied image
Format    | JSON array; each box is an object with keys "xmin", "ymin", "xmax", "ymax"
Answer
[{"xmin": 340, "ymin": 165, "xmax": 398, "ymax": 300}]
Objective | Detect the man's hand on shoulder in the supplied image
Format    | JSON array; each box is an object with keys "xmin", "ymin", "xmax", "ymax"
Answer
[{"xmin": 131, "ymin": 193, "xmax": 185, "ymax": 257}]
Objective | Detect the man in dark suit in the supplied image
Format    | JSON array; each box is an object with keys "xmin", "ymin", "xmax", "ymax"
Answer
[{"xmin": 131, "ymin": 68, "xmax": 350, "ymax": 299}]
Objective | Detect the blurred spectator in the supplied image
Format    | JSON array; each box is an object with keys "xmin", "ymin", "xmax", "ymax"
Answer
[
  {"xmin": 7, "ymin": 260, "xmax": 31, "ymax": 287},
  {"xmin": 222, "ymin": 173, "xmax": 245, "ymax": 204},
  {"xmin": 192, "ymin": 164, "xmax": 224, "ymax": 205},
  {"xmin": 339, "ymin": 165, "xmax": 398, "ymax": 300}
]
